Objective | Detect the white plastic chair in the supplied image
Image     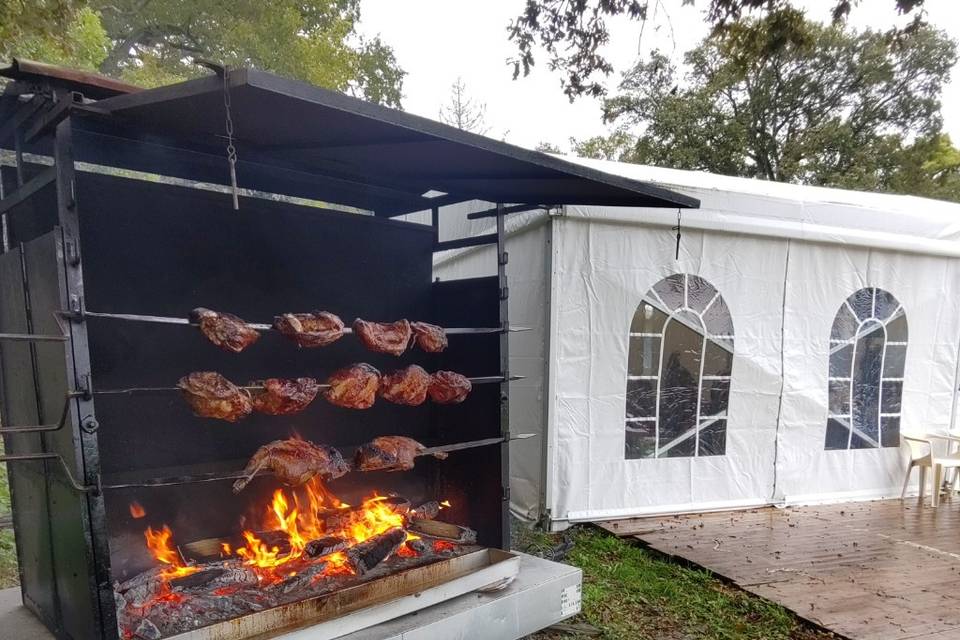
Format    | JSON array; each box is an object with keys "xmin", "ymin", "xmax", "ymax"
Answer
[{"xmin": 901, "ymin": 434, "xmax": 960, "ymax": 507}]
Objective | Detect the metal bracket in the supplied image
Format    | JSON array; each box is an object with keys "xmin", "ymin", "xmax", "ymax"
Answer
[
  {"xmin": 500, "ymin": 286, "xmax": 509, "ymax": 301},
  {"xmin": 64, "ymin": 237, "xmax": 81, "ymax": 266},
  {"xmin": 499, "ymin": 251, "xmax": 509, "ymax": 266},
  {"xmin": 0, "ymin": 452, "xmax": 97, "ymax": 494},
  {"xmin": 0, "ymin": 390, "xmax": 84, "ymax": 434}
]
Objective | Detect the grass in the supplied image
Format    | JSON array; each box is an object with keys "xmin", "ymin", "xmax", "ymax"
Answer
[
  {"xmin": 0, "ymin": 441, "xmax": 18, "ymax": 588},
  {"xmin": 514, "ymin": 523, "xmax": 834, "ymax": 640}
]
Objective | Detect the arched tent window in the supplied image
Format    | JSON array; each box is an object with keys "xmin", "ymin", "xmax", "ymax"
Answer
[
  {"xmin": 625, "ymin": 274, "xmax": 734, "ymax": 459},
  {"xmin": 825, "ymin": 288, "xmax": 907, "ymax": 450}
]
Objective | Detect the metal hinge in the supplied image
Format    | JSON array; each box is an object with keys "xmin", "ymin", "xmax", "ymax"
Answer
[
  {"xmin": 64, "ymin": 237, "xmax": 80, "ymax": 266},
  {"xmin": 499, "ymin": 251, "xmax": 509, "ymax": 266},
  {"xmin": 499, "ymin": 286, "xmax": 509, "ymax": 300},
  {"xmin": 503, "ymin": 486, "xmax": 511, "ymax": 502}
]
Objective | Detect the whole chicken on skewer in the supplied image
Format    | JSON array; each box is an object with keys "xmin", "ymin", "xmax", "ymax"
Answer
[
  {"xmin": 190, "ymin": 308, "xmax": 260, "ymax": 353},
  {"xmin": 178, "ymin": 372, "xmax": 253, "ymax": 422},
  {"xmin": 324, "ymin": 363, "xmax": 381, "ymax": 409},
  {"xmin": 232, "ymin": 438, "xmax": 350, "ymax": 493},
  {"xmin": 410, "ymin": 321, "xmax": 447, "ymax": 353},
  {"xmin": 249, "ymin": 377, "xmax": 320, "ymax": 415},
  {"xmin": 353, "ymin": 319, "xmax": 412, "ymax": 356},
  {"xmin": 428, "ymin": 371, "xmax": 472, "ymax": 404},
  {"xmin": 378, "ymin": 365, "xmax": 431, "ymax": 406},
  {"xmin": 273, "ymin": 311, "xmax": 344, "ymax": 348},
  {"xmin": 354, "ymin": 436, "xmax": 448, "ymax": 473}
]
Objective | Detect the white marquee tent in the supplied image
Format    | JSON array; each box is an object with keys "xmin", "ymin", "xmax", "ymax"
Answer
[{"xmin": 424, "ymin": 157, "xmax": 960, "ymax": 529}]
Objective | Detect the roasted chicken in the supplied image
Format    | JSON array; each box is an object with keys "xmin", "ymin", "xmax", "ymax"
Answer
[
  {"xmin": 190, "ymin": 308, "xmax": 260, "ymax": 353},
  {"xmin": 178, "ymin": 372, "xmax": 253, "ymax": 422},
  {"xmin": 232, "ymin": 438, "xmax": 350, "ymax": 493},
  {"xmin": 378, "ymin": 364, "xmax": 431, "ymax": 406},
  {"xmin": 273, "ymin": 311, "xmax": 344, "ymax": 348},
  {"xmin": 249, "ymin": 377, "xmax": 320, "ymax": 415},
  {"xmin": 352, "ymin": 319, "xmax": 412, "ymax": 356},
  {"xmin": 428, "ymin": 371, "xmax": 472, "ymax": 404},
  {"xmin": 410, "ymin": 321, "xmax": 447, "ymax": 353},
  {"xmin": 354, "ymin": 436, "xmax": 447, "ymax": 473},
  {"xmin": 324, "ymin": 363, "xmax": 381, "ymax": 409}
]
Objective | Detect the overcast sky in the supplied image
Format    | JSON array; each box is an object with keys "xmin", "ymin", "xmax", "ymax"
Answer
[{"xmin": 358, "ymin": 0, "xmax": 960, "ymax": 152}]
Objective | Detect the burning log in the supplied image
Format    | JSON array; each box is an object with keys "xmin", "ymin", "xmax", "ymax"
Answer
[
  {"xmin": 115, "ymin": 567, "xmax": 167, "ymax": 608},
  {"xmin": 304, "ymin": 536, "xmax": 348, "ymax": 558},
  {"xmin": 346, "ymin": 527, "xmax": 406, "ymax": 574},
  {"xmin": 268, "ymin": 560, "xmax": 329, "ymax": 595},
  {"xmin": 319, "ymin": 496, "xmax": 409, "ymax": 531},
  {"xmin": 409, "ymin": 501, "xmax": 441, "ymax": 521},
  {"xmin": 181, "ymin": 530, "xmax": 290, "ymax": 563},
  {"xmin": 168, "ymin": 562, "xmax": 258, "ymax": 592},
  {"xmin": 134, "ymin": 618, "xmax": 162, "ymax": 640},
  {"xmin": 408, "ymin": 519, "xmax": 477, "ymax": 544}
]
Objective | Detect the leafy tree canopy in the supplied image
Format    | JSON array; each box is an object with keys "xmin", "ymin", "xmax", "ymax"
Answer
[
  {"xmin": 0, "ymin": 0, "xmax": 404, "ymax": 107},
  {"xmin": 569, "ymin": 13, "xmax": 959, "ymax": 202},
  {"xmin": 509, "ymin": 0, "xmax": 926, "ymax": 99}
]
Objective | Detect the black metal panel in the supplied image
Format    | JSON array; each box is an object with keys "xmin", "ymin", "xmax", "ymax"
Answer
[
  {"xmin": 1, "ymin": 175, "xmax": 58, "ymax": 248},
  {"xmin": 23, "ymin": 232, "xmax": 101, "ymax": 640},
  {"xmin": 0, "ymin": 247, "xmax": 60, "ymax": 633},
  {"xmin": 431, "ymin": 276, "xmax": 504, "ymax": 549}
]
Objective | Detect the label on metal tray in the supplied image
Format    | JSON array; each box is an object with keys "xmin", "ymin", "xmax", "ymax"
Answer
[{"xmin": 560, "ymin": 583, "xmax": 582, "ymax": 616}]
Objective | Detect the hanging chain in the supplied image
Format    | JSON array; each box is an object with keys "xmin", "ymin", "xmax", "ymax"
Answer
[
  {"xmin": 672, "ymin": 208, "xmax": 682, "ymax": 260},
  {"xmin": 222, "ymin": 67, "xmax": 239, "ymax": 210}
]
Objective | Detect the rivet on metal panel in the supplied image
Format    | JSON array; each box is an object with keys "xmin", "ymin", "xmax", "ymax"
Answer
[{"xmin": 81, "ymin": 416, "xmax": 99, "ymax": 434}]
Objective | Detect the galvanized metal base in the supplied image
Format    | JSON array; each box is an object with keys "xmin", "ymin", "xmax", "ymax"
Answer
[{"xmin": 0, "ymin": 553, "xmax": 580, "ymax": 640}]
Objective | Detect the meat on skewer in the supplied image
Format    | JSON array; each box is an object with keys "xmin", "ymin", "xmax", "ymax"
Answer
[
  {"xmin": 273, "ymin": 311, "xmax": 345, "ymax": 348},
  {"xmin": 249, "ymin": 377, "xmax": 320, "ymax": 415},
  {"xmin": 232, "ymin": 438, "xmax": 350, "ymax": 493},
  {"xmin": 324, "ymin": 363, "xmax": 381, "ymax": 409},
  {"xmin": 354, "ymin": 436, "xmax": 448, "ymax": 473},
  {"xmin": 352, "ymin": 319, "xmax": 412, "ymax": 356},
  {"xmin": 190, "ymin": 308, "xmax": 260, "ymax": 353},
  {"xmin": 178, "ymin": 372, "xmax": 253, "ymax": 422},
  {"xmin": 378, "ymin": 364, "xmax": 431, "ymax": 406},
  {"xmin": 428, "ymin": 371, "xmax": 472, "ymax": 404},
  {"xmin": 410, "ymin": 321, "xmax": 448, "ymax": 353}
]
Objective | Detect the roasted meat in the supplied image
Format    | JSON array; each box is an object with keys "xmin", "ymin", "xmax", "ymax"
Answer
[
  {"xmin": 273, "ymin": 311, "xmax": 344, "ymax": 348},
  {"xmin": 190, "ymin": 308, "xmax": 260, "ymax": 353},
  {"xmin": 410, "ymin": 321, "xmax": 447, "ymax": 353},
  {"xmin": 249, "ymin": 377, "xmax": 320, "ymax": 415},
  {"xmin": 324, "ymin": 363, "xmax": 381, "ymax": 409},
  {"xmin": 428, "ymin": 371, "xmax": 472, "ymax": 404},
  {"xmin": 378, "ymin": 365, "xmax": 431, "ymax": 406},
  {"xmin": 352, "ymin": 319, "xmax": 412, "ymax": 356},
  {"xmin": 232, "ymin": 438, "xmax": 350, "ymax": 493},
  {"xmin": 178, "ymin": 372, "xmax": 253, "ymax": 422},
  {"xmin": 354, "ymin": 436, "xmax": 447, "ymax": 473}
]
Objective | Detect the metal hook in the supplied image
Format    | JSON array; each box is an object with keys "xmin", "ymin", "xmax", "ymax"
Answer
[{"xmin": 672, "ymin": 208, "xmax": 682, "ymax": 260}]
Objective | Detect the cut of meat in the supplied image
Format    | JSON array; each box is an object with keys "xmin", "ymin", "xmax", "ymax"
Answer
[
  {"xmin": 378, "ymin": 365, "xmax": 430, "ymax": 406},
  {"xmin": 273, "ymin": 311, "xmax": 344, "ymax": 348},
  {"xmin": 352, "ymin": 319, "xmax": 412, "ymax": 356},
  {"xmin": 190, "ymin": 308, "xmax": 260, "ymax": 353},
  {"xmin": 354, "ymin": 436, "xmax": 447, "ymax": 473},
  {"xmin": 410, "ymin": 322, "xmax": 447, "ymax": 353},
  {"xmin": 427, "ymin": 371, "xmax": 472, "ymax": 404},
  {"xmin": 232, "ymin": 438, "xmax": 350, "ymax": 493},
  {"xmin": 324, "ymin": 363, "xmax": 381, "ymax": 409},
  {"xmin": 178, "ymin": 372, "xmax": 252, "ymax": 422},
  {"xmin": 249, "ymin": 378, "xmax": 320, "ymax": 415}
]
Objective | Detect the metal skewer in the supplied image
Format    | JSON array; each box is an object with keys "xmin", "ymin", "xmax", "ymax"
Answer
[
  {"xmin": 69, "ymin": 310, "xmax": 530, "ymax": 334},
  {"xmin": 97, "ymin": 433, "xmax": 537, "ymax": 491},
  {"xmin": 92, "ymin": 375, "xmax": 523, "ymax": 396}
]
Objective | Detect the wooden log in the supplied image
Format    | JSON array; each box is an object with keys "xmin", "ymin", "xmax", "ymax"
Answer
[
  {"xmin": 320, "ymin": 497, "xmax": 409, "ymax": 531},
  {"xmin": 304, "ymin": 536, "xmax": 348, "ymax": 558},
  {"xmin": 268, "ymin": 560, "xmax": 328, "ymax": 595},
  {"xmin": 408, "ymin": 519, "xmax": 477, "ymax": 544},
  {"xmin": 115, "ymin": 567, "xmax": 167, "ymax": 608},
  {"xmin": 169, "ymin": 562, "xmax": 259, "ymax": 593},
  {"xmin": 409, "ymin": 501, "xmax": 440, "ymax": 521},
  {"xmin": 181, "ymin": 529, "xmax": 290, "ymax": 562},
  {"xmin": 346, "ymin": 527, "xmax": 406, "ymax": 574},
  {"xmin": 133, "ymin": 618, "xmax": 162, "ymax": 640}
]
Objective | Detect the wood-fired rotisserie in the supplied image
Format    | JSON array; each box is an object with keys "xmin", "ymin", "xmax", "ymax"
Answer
[
  {"xmin": 232, "ymin": 438, "xmax": 350, "ymax": 493},
  {"xmin": 178, "ymin": 371, "xmax": 253, "ymax": 422},
  {"xmin": 352, "ymin": 318, "xmax": 412, "ymax": 356},
  {"xmin": 190, "ymin": 307, "xmax": 260, "ymax": 353},
  {"xmin": 378, "ymin": 364, "xmax": 431, "ymax": 406},
  {"xmin": 428, "ymin": 370, "xmax": 472, "ymax": 404},
  {"xmin": 249, "ymin": 377, "xmax": 320, "ymax": 415},
  {"xmin": 273, "ymin": 311, "xmax": 345, "ymax": 347},
  {"xmin": 324, "ymin": 362, "xmax": 381, "ymax": 409},
  {"xmin": 354, "ymin": 436, "xmax": 448, "ymax": 473},
  {"xmin": 410, "ymin": 321, "xmax": 447, "ymax": 353}
]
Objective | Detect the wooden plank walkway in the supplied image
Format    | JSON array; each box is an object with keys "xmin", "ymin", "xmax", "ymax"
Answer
[{"xmin": 598, "ymin": 497, "xmax": 960, "ymax": 640}]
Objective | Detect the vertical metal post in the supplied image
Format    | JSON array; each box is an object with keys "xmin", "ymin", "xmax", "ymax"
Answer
[
  {"xmin": 431, "ymin": 205, "xmax": 440, "ymax": 246},
  {"xmin": 52, "ymin": 117, "xmax": 116, "ymax": 638},
  {"xmin": 496, "ymin": 202, "xmax": 511, "ymax": 549}
]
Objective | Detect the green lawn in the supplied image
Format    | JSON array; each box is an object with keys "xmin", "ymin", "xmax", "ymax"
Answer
[
  {"xmin": 515, "ymin": 524, "xmax": 834, "ymax": 640},
  {"xmin": 0, "ymin": 444, "xmax": 18, "ymax": 588}
]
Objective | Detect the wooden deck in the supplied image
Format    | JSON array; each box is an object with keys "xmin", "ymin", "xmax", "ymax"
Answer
[{"xmin": 598, "ymin": 497, "xmax": 960, "ymax": 639}]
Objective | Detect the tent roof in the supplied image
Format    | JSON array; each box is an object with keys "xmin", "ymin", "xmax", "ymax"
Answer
[
  {"xmin": 560, "ymin": 156, "xmax": 960, "ymax": 252},
  {"xmin": 86, "ymin": 68, "xmax": 698, "ymax": 216}
]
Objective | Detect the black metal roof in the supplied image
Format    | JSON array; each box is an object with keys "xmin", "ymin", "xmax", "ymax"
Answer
[{"xmin": 91, "ymin": 67, "xmax": 698, "ymax": 216}]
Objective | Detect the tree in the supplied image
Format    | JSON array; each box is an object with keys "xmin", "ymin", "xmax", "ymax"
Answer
[
  {"xmin": 509, "ymin": 0, "xmax": 926, "ymax": 99},
  {"xmin": 0, "ymin": 1, "xmax": 405, "ymax": 107},
  {"xmin": 438, "ymin": 77, "xmax": 489, "ymax": 134},
  {"xmin": 578, "ymin": 14, "xmax": 957, "ymax": 200}
]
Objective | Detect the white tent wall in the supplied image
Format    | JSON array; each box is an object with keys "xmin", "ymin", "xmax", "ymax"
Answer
[
  {"xmin": 429, "ymin": 205, "xmax": 553, "ymax": 522},
  {"xmin": 548, "ymin": 214, "xmax": 788, "ymax": 523}
]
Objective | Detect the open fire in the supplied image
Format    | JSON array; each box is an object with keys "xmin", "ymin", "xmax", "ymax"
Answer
[{"xmin": 115, "ymin": 480, "xmax": 471, "ymax": 639}]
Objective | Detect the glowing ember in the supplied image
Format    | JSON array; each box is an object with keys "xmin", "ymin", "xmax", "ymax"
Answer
[
  {"xmin": 144, "ymin": 525, "xmax": 199, "ymax": 579},
  {"xmin": 129, "ymin": 501, "xmax": 146, "ymax": 519},
  {"xmin": 433, "ymin": 540, "xmax": 456, "ymax": 553}
]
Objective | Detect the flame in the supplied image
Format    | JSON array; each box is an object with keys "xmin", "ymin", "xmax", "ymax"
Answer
[
  {"xmin": 440, "ymin": 500, "xmax": 451, "ymax": 508},
  {"xmin": 129, "ymin": 502, "xmax": 146, "ymax": 519},
  {"xmin": 144, "ymin": 525, "xmax": 199, "ymax": 579}
]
